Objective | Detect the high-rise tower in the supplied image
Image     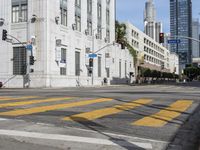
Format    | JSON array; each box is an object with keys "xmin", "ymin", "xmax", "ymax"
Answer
[
  {"xmin": 144, "ymin": 0, "xmax": 162, "ymax": 42},
  {"xmin": 170, "ymin": 0, "xmax": 192, "ymax": 71}
]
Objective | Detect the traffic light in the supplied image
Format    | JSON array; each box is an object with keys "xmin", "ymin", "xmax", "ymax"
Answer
[
  {"xmin": 2, "ymin": 29, "xmax": 7, "ymax": 41},
  {"xmin": 159, "ymin": 33, "xmax": 164, "ymax": 43},
  {"xmin": 89, "ymin": 58, "xmax": 93, "ymax": 67},
  {"xmin": 30, "ymin": 56, "xmax": 35, "ymax": 65}
]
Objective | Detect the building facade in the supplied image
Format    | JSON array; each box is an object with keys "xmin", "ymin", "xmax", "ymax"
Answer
[
  {"xmin": 125, "ymin": 22, "xmax": 178, "ymax": 73},
  {"xmin": 0, "ymin": 0, "xmax": 134, "ymax": 88},
  {"xmin": 144, "ymin": 0, "xmax": 162, "ymax": 43},
  {"xmin": 169, "ymin": 52, "xmax": 179, "ymax": 75},
  {"xmin": 192, "ymin": 19, "xmax": 200, "ymax": 58},
  {"xmin": 170, "ymin": 0, "xmax": 192, "ymax": 72}
]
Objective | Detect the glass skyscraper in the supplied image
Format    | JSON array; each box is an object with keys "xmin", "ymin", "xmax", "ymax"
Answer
[{"xmin": 170, "ymin": 0, "xmax": 192, "ymax": 71}]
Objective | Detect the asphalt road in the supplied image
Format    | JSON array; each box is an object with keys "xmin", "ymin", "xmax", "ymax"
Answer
[{"xmin": 0, "ymin": 82, "xmax": 199, "ymax": 150}]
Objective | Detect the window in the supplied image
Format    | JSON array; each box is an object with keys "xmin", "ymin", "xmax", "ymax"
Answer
[
  {"xmin": 61, "ymin": 48, "xmax": 66, "ymax": 63},
  {"xmin": 60, "ymin": 68, "xmax": 66, "ymax": 75},
  {"xmin": 119, "ymin": 60, "xmax": 121, "ymax": 78},
  {"xmin": 87, "ymin": 0, "xmax": 92, "ymax": 14},
  {"xmin": 106, "ymin": 30, "xmax": 110, "ymax": 43},
  {"xmin": 106, "ymin": 68, "xmax": 110, "ymax": 78},
  {"xmin": 98, "ymin": 57, "xmax": 101, "ymax": 77},
  {"xmin": 12, "ymin": 0, "xmax": 28, "ymax": 23},
  {"xmin": 97, "ymin": 26, "xmax": 102, "ymax": 39},
  {"xmin": 60, "ymin": 48, "xmax": 67, "ymax": 75},
  {"xmin": 75, "ymin": 0, "xmax": 81, "ymax": 8},
  {"xmin": 12, "ymin": 5, "xmax": 19, "ymax": 23},
  {"xmin": 13, "ymin": 47, "xmax": 26, "ymax": 75},
  {"xmin": 106, "ymin": 0, "xmax": 110, "ymax": 4},
  {"xmin": 60, "ymin": 0, "xmax": 67, "ymax": 26},
  {"xmin": 87, "ymin": 21, "xmax": 92, "ymax": 36},
  {"xmin": 97, "ymin": 3, "xmax": 102, "ymax": 20},
  {"xmin": 75, "ymin": 51, "xmax": 80, "ymax": 76},
  {"xmin": 75, "ymin": 15, "xmax": 81, "ymax": 32},
  {"xmin": 106, "ymin": 9, "xmax": 110, "ymax": 25}
]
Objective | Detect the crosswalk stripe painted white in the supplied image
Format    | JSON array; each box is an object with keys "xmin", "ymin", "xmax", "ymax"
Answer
[
  {"xmin": 0, "ymin": 118, "xmax": 8, "ymax": 121},
  {"xmin": 0, "ymin": 129, "xmax": 153, "ymax": 149}
]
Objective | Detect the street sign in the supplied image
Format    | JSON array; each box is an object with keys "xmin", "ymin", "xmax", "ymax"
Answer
[
  {"xmin": 88, "ymin": 53, "xmax": 97, "ymax": 58},
  {"xmin": 26, "ymin": 44, "xmax": 33, "ymax": 50},
  {"xmin": 167, "ymin": 39, "xmax": 181, "ymax": 44}
]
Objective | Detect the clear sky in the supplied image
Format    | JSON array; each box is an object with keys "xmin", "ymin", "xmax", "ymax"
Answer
[{"xmin": 116, "ymin": 0, "xmax": 200, "ymax": 33}]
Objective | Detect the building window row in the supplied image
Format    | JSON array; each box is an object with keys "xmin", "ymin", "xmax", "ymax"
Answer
[
  {"xmin": 144, "ymin": 46, "xmax": 164, "ymax": 60},
  {"xmin": 11, "ymin": 0, "xmax": 110, "ymax": 42},
  {"xmin": 144, "ymin": 38, "xmax": 165, "ymax": 54},
  {"xmin": 131, "ymin": 39, "xmax": 139, "ymax": 48},
  {"xmin": 131, "ymin": 30, "xmax": 139, "ymax": 39},
  {"xmin": 144, "ymin": 54, "xmax": 163, "ymax": 65}
]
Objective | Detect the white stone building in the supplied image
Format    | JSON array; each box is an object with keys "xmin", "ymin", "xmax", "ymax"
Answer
[
  {"xmin": 0, "ymin": 0, "xmax": 134, "ymax": 88},
  {"xmin": 125, "ymin": 22, "xmax": 175, "ymax": 72},
  {"xmin": 169, "ymin": 52, "xmax": 179, "ymax": 75}
]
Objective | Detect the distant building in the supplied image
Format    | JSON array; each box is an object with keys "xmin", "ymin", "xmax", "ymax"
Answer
[
  {"xmin": 125, "ymin": 22, "xmax": 179, "ymax": 74},
  {"xmin": 169, "ymin": 53, "xmax": 179, "ymax": 75},
  {"xmin": 170, "ymin": 0, "xmax": 192, "ymax": 72},
  {"xmin": 163, "ymin": 33, "xmax": 171, "ymax": 51},
  {"xmin": 192, "ymin": 19, "xmax": 200, "ymax": 58},
  {"xmin": 144, "ymin": 0, "xmax": 162, "ymax": 43}
]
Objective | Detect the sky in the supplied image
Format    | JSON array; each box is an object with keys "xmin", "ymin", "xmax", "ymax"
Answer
[{"xmin": 116, "ymin": 0, "xmax": 200, "ymax": 33}]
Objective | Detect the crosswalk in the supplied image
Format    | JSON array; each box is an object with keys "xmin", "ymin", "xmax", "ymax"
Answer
[{"xmin": 0, "ymin": 96, "xmax": 194, "ymax": 128}]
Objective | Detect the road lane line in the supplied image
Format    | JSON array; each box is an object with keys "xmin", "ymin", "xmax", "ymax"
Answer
[
  {"xmin": 0, "ymin": 96, "xmax": 38, "ymax": 101},
  {"xmin": 0, "ymin": 118, "xmax": 8, "ymax": 121},
  {"xmin": 0, "ymin": 97, "xmax": 74, "ymax": 108},
  {"xmin": 132, "ymin": 100, "xmax": 193, "ymax": 127},
  {"xmin": 62, "ymin": 99, "xmax": 152, "ymax": 121},
  {"xmin": 0, "ymin": 98, "xmax": 113, "ymax": 116},
  {"xmin": 0, "ymin": 129, "xmax": 153, "ymax": 149}
]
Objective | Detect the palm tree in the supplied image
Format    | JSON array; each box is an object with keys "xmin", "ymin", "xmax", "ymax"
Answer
[{"xmin": 115, "ymin": 21, "xmax": 137, "ymax": 65}]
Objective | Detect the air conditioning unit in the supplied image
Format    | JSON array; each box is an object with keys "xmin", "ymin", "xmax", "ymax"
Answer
[{"xmin": 85, "ymin": 47, "xmax": 91, "ymax": 53}]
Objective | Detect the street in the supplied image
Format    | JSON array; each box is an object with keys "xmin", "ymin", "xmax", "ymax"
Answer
[{"xmin": 0, "ymin": 83, "xmax": 199, "ymax": 150}]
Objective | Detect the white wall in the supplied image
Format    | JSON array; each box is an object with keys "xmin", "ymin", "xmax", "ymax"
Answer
[{"xmin": 0, "ymin": 0, "xmax": 134, "ymax": 88}]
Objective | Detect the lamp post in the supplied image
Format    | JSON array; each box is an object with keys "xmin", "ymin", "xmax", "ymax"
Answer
[{"xmin": 91, "ymin": 27, "xmax": 105, "ymax": 85}]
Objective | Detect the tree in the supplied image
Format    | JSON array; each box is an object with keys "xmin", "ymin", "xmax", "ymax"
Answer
[
  {"xmin": 184, "ymin": 66, "xmax": 200, "ymax": 80},
  {"xmin": 115, "ymin": 21, "xmax": 137, "ymax": 65}
]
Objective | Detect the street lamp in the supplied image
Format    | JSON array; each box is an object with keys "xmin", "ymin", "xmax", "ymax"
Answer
[{"xmin": 91, "ymin": 27, "xmax": 105, "ymax": 85}]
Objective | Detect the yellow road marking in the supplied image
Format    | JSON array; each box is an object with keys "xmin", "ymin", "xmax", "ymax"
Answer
[
  {"xmin": 0, "ymin": 98, "xmax": 113, "ymax": 116},
  {"xmin": 132, "ymin": 100, "xmax": 193, "ymax": 127},
  {"xmin": 62, "ymin": 99, "xmax": 152, "ymax": 121},
  {"xmin": 0, "ymin": 97, "xmax": 74, "ymax": 108},
  {"xmin": 0, "ymin": 96, "xmax": 38, "ymax": 101}
]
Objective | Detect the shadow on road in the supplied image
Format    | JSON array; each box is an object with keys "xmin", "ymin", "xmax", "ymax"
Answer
[
  {"xmin": 166, "ymin": 103, "xmax": 200, "ymax": 150},
  {"xmin": 67, "ymin": 117, "xmax": 146, "ymax": 150}
]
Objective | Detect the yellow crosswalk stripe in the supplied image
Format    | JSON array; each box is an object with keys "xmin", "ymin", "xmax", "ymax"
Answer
[
  {"xmin": 0, "ymin": 96, "xmax": 38, "ymax": 101},
  {"xmin": 62, "ymin": 99, "xmax": 152, "ymax": 121},
  {"xmin": 0, "ymin": 98, "xmax": 113, "ymax": 116},
  {"xmin": 132, "ymin": 100, "xmax": 193, "ymax": 127},
  {"xmin": 0, "ymin": 97, "xmax": 73, "ymax": 108}
]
